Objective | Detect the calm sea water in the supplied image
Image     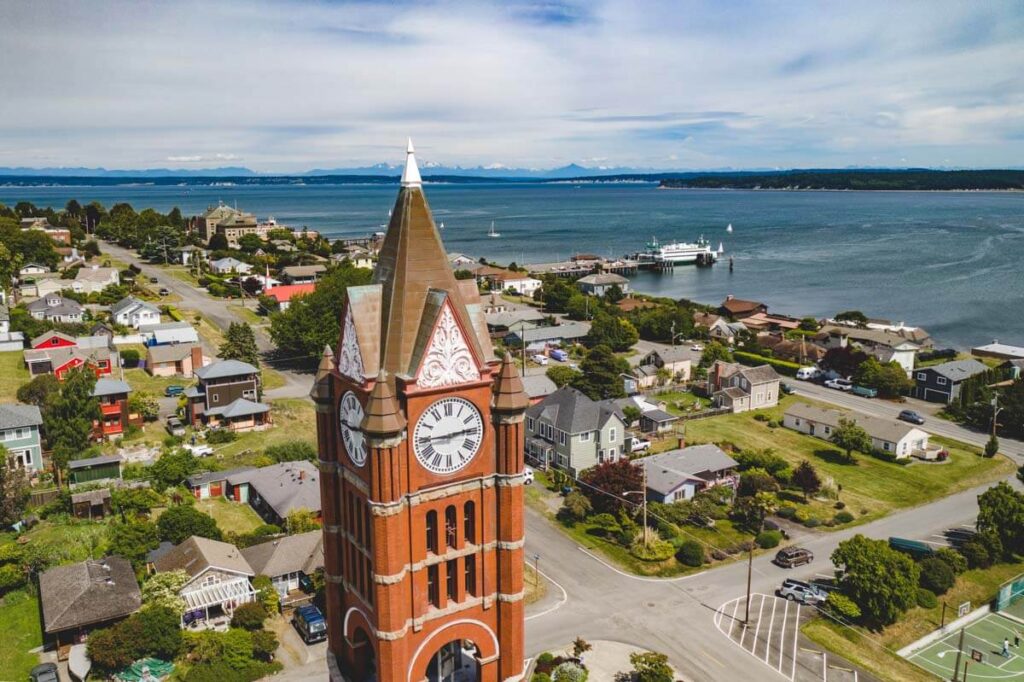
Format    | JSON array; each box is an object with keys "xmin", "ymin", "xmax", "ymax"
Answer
[{"xmin": 3, "ymin": 182, "xmax": 1022, "ymax": 349}]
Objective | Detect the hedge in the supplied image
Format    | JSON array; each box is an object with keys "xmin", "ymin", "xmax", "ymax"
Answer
[
  {"xmin": 164, "ymin": 306, "xmax": 184, "ymax": 322},
  {"xmin": 733, "ymin": 351, "xmax": 801, "ymax": 377}
]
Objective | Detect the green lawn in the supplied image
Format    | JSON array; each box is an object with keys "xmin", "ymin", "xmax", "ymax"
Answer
[
  {"xmin": 19, "ymin": 518, "xmax": 109, "ymax": 565},
  {"xmin": 802, "ymin": 618, "xmax": 935, "ymax": 682},
  {"xmin": 649, "ymin": 389, "xmax": 711, "ymax": 415},
  {"xmin": 207, "ymin": 398, "xmax": 317, "ymax": 469},
  {"xmin": 0, "ymin": 591, "xmax": 43, "ymax": 682},
  {"xmin": 195, "ymin": 497, "xmax": 264, "ymax": 534},
  {"xmin": 0, "ymin": 350, "xmax": 31, "ymax": 402},
  {"xmin": 161, "ymin": 265, "xmax": 201, "ymax": 286},
  {"xmin": 261, "ymin": 368, "xmax": 287, "ymax": 391},
  {"xmin": 227, "ymin": 303, "xmax": 265, "ymax": 326},
  {"xmin": 684, "ymin": 396, "xmax": 1014, "ymax": 524},
  {"xmin": 124, "ymin": 367, "xmax": 188, "ymax": 396}
]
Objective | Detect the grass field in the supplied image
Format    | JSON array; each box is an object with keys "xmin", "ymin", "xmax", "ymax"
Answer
[
  {"xmin": 684, "ymin": 396, "xmax": 1014, "ymax": 524},
  {"xmin": 123, "ymin": 367, "xmax": 188, "ymax": 395},
  {"xmin": 802, "ymin": 618, "xmax": 935, "ymax": 682},
  {"xmin": 0, "ymin": 350, "xmax": 31, "ymax": 401},
  {"xmin": 227, "ymin": 303, "xmax": 265, "ymax": 326},
  {"xmin": 650, "ymin": 389, "xmax": 711, "ymax": 415},
  {"xmin": 906, "ymin": 611, "xmax": 1024, "ymax": 680},
  {"xmin": 0, "ymin": 591, "xmax": 43, "ymax": 682},
  {"xmin": 524, "ymin": 563, "xmax": 547, "ymax": 606},
  {"xmin": 208, "ymin": 398, "xmax": 317, "ymax": 469},
  {"xmin": 195, "ymin": 497, "xmax": 264, "ymax": 534},
  {"xmin": 20, "ymin": 518, "xmax": 110, "ymax": 565}
]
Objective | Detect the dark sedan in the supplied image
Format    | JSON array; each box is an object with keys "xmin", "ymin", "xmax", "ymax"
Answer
[{"xmin": 898, "ymin": 409, "xmax": 926, "ymax": 425}]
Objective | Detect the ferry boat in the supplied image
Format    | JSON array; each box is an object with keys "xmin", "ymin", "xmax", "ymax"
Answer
[{"xmin": 637, "ymin": 235, "xmax": 719, "ymax": 264}]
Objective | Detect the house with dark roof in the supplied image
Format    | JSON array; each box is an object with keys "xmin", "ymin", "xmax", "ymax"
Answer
[
  {"xmin": 280, "ymin": 264, "xmax": 326, "ymax": 284},
  {"xmin": 68, "ymin": 454, "xmax": 123, "ymax": 485},
  {"xmin": 641, "ymin": 445, "xmax": 739, "ymax": 503},
  {"xmin": 38, "ymin": 557, "xmax": 141, "ymax": 658},
  {"xmin": 708, "ymin": 361, "xmax": 781, "ymax": 413},
  {"xmin": 185, "ymin": 466, "xmax": 256, "ymax": 500},
  {"xmin": 152, "ymin": 536, "xmax": 257, "ymax": 626},
  {"xmin": 24, "ymin": 343, "xmax": 115, "ymax": 381},
  {"xmin": 26, "ymin": 294, "xmax": 84, "ymax": 323},
  {"xmin": 718, "ymin": 295, "xmax": 767, "ymax": 320},
  {"xmin": 638, "ymin": 346, "xmax": 693, "ymax": 380},
  {"xmin": 186, "ymin": 359, "xmax": 270, "ymax": 432},
  {"xmin": 524, "ymin": 387, "xmax": 629, "ymax": 475},
  {"xmin": 0, "ymin": 403, "xmax": 44, "ymax": 471},
  {"xmin": 227, "ymin": 461, "xmax": 321, "ymax": 526},
  {"xmin": 817, "ymin": 324, "xmax": 921, "ymax": 374},
  {"xmin": 783, "ymin": 402, "xmax": 937, "ymax": 459},
  {"xmin": 241, "ymin": 531, "xmax": 324, "ymax": 600},
  {"xmin": 911, "ymin": 359, "xmax": 990, "ymax": 404},
  {"xmin": 71, "ymin": 488, "xmax": 112, "ymax": 519}
]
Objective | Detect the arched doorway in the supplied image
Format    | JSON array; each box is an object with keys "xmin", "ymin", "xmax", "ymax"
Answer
[
  {"xmin": 426, "ymin": 639, "xmax": 480, "ymax": 682},
  {"xmin": 350, "ymin": 626, "xmax": 378, "ymax": 682}
]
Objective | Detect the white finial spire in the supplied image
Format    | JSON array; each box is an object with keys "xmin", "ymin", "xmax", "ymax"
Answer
[{"xmin": 401, "ymin": 137, "xmax": 422, "ymax": 188}]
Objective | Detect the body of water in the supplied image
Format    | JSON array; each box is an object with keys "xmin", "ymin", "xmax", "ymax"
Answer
[{"xmin": 3, "ymin": 182, "xmax": 1022, "ymax": 349}]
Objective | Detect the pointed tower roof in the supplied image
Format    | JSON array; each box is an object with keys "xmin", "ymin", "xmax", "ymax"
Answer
[
  {"xmin": 372, "ymin": 141, "xmax": 486, "ymax": 379},
  {"xmin": 361, "ymin": 370, "xmax": 407, "ymax": 436},
  {"xmin": 309, "ymin": 345, "xmax": 335, "ymax": 403},
  {"xmin": 401, "ymin": 138, "xmax": 422, "ymax": 188},
  {"xmin": 492, "ymin": 352, "xmax": 529, "ymax": 413}
]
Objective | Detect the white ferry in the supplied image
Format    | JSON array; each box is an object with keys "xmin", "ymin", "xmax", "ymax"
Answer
[{"xmin": 638, "ymin": 235, "xmax": 720, "ymax": 264}]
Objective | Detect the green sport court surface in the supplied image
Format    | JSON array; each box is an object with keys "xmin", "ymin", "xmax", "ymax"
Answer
[{"xmin": 907, "ymin": 612, "xmax": 1024, "ymax": 679}]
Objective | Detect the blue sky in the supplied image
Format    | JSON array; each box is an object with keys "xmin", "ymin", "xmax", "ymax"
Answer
[{"xmin": 1, "ymin": 0, "xmax": 1022, "ymax": 172}]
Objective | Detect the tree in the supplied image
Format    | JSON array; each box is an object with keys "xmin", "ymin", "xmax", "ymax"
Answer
[
  {"xmin": 546, "ymin": 365, "xmax": 582, "ymax": 388},
  {"xmin": 583, "ymin": 312, "xmax": 638, "ymax": 351},
  {"xmin": 148, "ymin": 450, "xmax": 200, "ymax": 491},
  {"xmin": 853, "ymin": 358, "xmax": 913, "ymax": 397},
  {"xmin": 570, "ymin": 345, "xmax": 629, "ymax": 400},
  {"xmin": 834, "ymin": 310, "xmax": 868, "ymax": 326},
  {"xmin": 792, "ymin": 461, "xmax": 822, "ymax": 500},
  {"xmin": 158, "ymin": 505, "xmax": 223, "ymax": 544},
  {"xmin": 629, "ymin": 651, "xmax": 674, "ymax": 682},
  {"xmin": 919, "ymin": 557, "xmax": 955, "ymax": 595},
  {"xmin": 737, "ymin": 468, "xmax": 779, "ymax": 497},
  {"xmin": 579, "ymin": 459, "xmax": 643, "ymax": 515},
  {"xmin": 237, "ymin": 233, "xmax": 264, "ymax": 253},
  {"xmin": 128, "ymin": 392, "xmax": 160, "ymax": 422},
  {"xmin": 831, "ymin": 534, "xmax": 920, "ymax": 626},
  {"xmin": 799, "ymin": 317, "xmax": 819, "ymax": 332},
  {"xmin": 699, "ymin": 341, "xmax": 733, "ymax": 367},
  {"xmin": 0, "ymin": 446, "xmax": 30, "ymax": 525},
  {"xmin": 558, "ymin": 491, "xmax": 592, "ymax": 523},
  {"xmin": 830, "ymin": 417, "xmax": 872, "ymax": 463},
  {"xmin": 43, "ymin": 367, "xmax": 100, "ymax": 480},
  {"xmin": 230, "ymin": 601, "xmax": 268, "ymax": 631},
  {"xmin": 251, "ymin": 629, "xmax": 279, "ymax": 662},
  {"xmin": 220, "ymin": 322, "xmax": 261, "ymax": 368},
  {"xmin": 269, "ymin": 263, "xmax": 373, "ymax": 365},
  {"xmin": 603, "ymin": 284, "xmax": 625, "ymax": 304},
  {"xmin": 621, "ymin": 405, "xmax": 642, "ymax": 427},
  {"xmin": 985, "ymin": 435, "xmax": 999, "ymax": 458},
  {"xmin": 821, "ymin": 346, "xmax": 869, "ymax": 378},
  {"xmin": 107, "ymin": 519, "xmax": 160, "ymax": 569},
  {"xmin": 732, "ymin": 492, "xmax": 777, "ymax": 531},
  {"xmin": 208, "ymin": 233, "xmax": 229, "ymax": 250},
  {"xmin": 977, "ymin": 481, "xmax": 1024, "ymax": 559},
  {"xmin": 826, "ymin": 592, "xmax": 862, "ymax": 621},
  {"xmin": 141, "ymin": 569, "xmax": 189, "ymax": 614},
  {"xmin": 252, "ymin": 574, "xmax": 281, "ymax": 614},
  {"xmin": 265, "ymin": 441, "xmax": 316, "ymax": 463},
  {"xmin": 88, "ymin": 606, "xmax": 183, "ymax": 673},
  {"xmin": 286, "ymin": 508, "xmax": 320, "ymax": 534}
]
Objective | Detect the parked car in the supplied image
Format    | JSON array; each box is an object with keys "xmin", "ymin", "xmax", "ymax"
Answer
[
  {"xmin": 184, "ymin": 443, "xmax": 214, "ymax": 457},
  {"xmin": 30, "ymin": 663, "xmax": 59, "ymax": 682},
  {"xmin": 164, "ymin": 384, "xmax": 185, "ymax": 397},
  {"xmin": 780, "ymin": 382, "xmax": 795, "ymax": 395},
  {"xmin": 523, "ymin": 466, "xmax": 535, "ymax": 485},
  {"xmin": 166, "ymin": 416, "xmax": 186, "ymax": 437},
  {"xmin": 851, "ymin": 385, "xmax": 878, "ymax": 398},
  {"xmin": 550, "ymin": 349, "xmax": 569, "ymax": 362},
  {"xmin": 149, "ymin": 276, "xmax": 159, "ymax": 284},
  {"xmin": 292, "ymin": 605, "xmax": 328, "ymax": 644},
  {"xmin": 898, "ymin": 409, "xmax": 926, "ymax": 425},
  {"xmin": 159, "ymin": 287, "xmax": 171, "ymax": 296},
  {"xmin": 824, "ymin": 378, "xmax": 853, "ymax": 391},
  {"xmin": 795, "ymin": 367, "xmax": 822, "ymax": 381},
  {"xmin": 773, "ymin": 546, "xmax": 814, "ymax": 568},
  {"xmin": 777, "ymin": 578, "xmax": 827, "ymax": 605},
  {"xmin": 532, "ymin": 354, "xmax": 549, "ymax": 366},
  {"xmin": 631, "ymin": 439, "xmax": 651, "ymax": 453},
  {"xmin": 690, "ymin": 344, "xmax": 704, "ymax": 351}
]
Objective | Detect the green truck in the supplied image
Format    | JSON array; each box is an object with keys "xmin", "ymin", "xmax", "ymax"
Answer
[
  {"xmin": 852, "ymin": 385, "xmax": 878, "ymax": 398},
  {"xmin": 889, "ymin": 536, "xmax": 935, "ymax": 559}
]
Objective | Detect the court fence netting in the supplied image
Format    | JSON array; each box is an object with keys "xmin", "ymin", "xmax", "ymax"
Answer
[{"xmin": 994, "ymin": 573, "xmax": 1024, "ymax": 625}]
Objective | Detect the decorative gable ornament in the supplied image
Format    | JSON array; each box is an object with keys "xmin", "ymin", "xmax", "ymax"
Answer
[
  {"xmin": 417, "ymin": 305, "xmax": 480, "ymax": 389},
  {"xmin": 338, "ymin": 306, "xmax": 365, "ymax": 383}
]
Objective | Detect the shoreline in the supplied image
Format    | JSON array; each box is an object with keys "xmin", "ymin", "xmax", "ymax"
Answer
[{"xmin": 657, "ymin": 186, "xmax": 1024, "ymax": 193}]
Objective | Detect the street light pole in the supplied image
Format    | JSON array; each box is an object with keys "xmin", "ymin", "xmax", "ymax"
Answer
[
  {"xmin": 624, "ymin": 468, "xmax": 650, "ymax": 547},
  {"xmin": 992, "ymin": 395, "xmax": 1004, "ymax": 440},
  {"xmin": 744, "ymin": 543, "xmax": 753, "ymax": 626}
]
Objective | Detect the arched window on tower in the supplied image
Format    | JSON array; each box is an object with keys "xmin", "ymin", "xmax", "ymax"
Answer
[
  {"xmin": 445, "ymin": 505, "xmax": 457, "ymax": 549},
  {"xmin": 463, "ymin": 500, "xmax": 476, "ymax": 545},
  {"xmin": 426, "ymin": 510, "xmax": 438, "ymax": 554}
]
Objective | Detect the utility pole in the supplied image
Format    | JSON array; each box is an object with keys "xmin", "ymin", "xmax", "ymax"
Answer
[
  {"xmin": 992, "ymin": 394, "xmax": 1003, "ymax": 439},
  {"xmin": 953, "ymin": 627, "xmax": 965, "ymax": 682},
  {"xmin": 744, "ymin": 543, "xmax": 754, "ymax": 625},
  {"xmin": 641, "ymin": 465, "xmax": 648, "ymax": 544}
]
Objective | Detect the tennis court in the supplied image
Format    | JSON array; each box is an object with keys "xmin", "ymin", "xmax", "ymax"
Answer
[{"xmin": 906, "ymin": 612, "xmax": 1024, "ymax": 680}]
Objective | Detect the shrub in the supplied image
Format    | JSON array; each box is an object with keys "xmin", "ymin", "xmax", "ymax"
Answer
[
  {"xmin": 755, "ymin": 530, "xmax": 782, "ymax": 549},
  {"xmin": 676, "ymin": 540, "xmax": 705, "ymax": 567},
  {"xmin": 794, "ymin": 508, "xmax": 811, "ymax": 523},
  {"xmin": 552, "ymin": 662, "xmax": 588, "ymax": 682},
  {"xmin": 207, "ymin": 429, "xmax": 236, "ymax": 444},
  {"xmin": 804, "ymin": 518, "xmax": 821, "ymax": 528},
  {"xmin": 231, "ymin": 601, "xmax": 268, "ymax": 631},
  {"xmin": 252, "ymin": 575, "xmax": 281, "ymax": 614},
  {"xmin": 250, "ymin": 629, "xmax": 278, "ymax": 662},
  {"xmin": 532, "ymin": 675, "xmax": 552, "ymax": 682},
  {"xmin": 833, "ymin": 511, "xmax": 855, "ymax": 524},
  {"xmin": 919, "ymin": 557, "xmax": 956, "ymax": 595},
  {"xmin": 834, "ymin": 501, "xmax": 846, "ymax": 510},
  {"xmin": 960, "ymin": 540, "xmax": 991, "ymax": 569},
  {"xmin": 158, "ymin": 504, "xmax": 223, "ymax": 544},
  {"xmin": 0, "ymin": 563, "xmax": 25, "ymax": 593},
  {"xmin": 630, "ymin": 538, "xmax": 675, "ymax": 562},
  {"xmin": 826, "ymin": 592, "xmax": 862, "ymax": 621},
  {"xmin": 536, "ymin": 653, "xmax": 556, "ymax": 668},
  {"xmin": 629, "ymin": 651, "xmax": 674, "ymax": 682},
  {"xmin": 776, "ymin": 506, "xmax": 797, "ymax": 520},
  {"xmin": 935, "ymin": 547, "xmax": 968, "ymax": 575},
  {"xmin": 264, "ymin": 441, "xmax": 316, "ymax": 463},
  {"xmin": 753, "ymin": 413, "xmax": 769, "ymax": 422},
  {"xmin": 120, "ymin": 348, "xmax": 141, "ymax": 367},
  {"xmin": 916, "ymin": 588, "xmax": 938, "ymax": 609},
  {"xmin": 767, "ymin": 420, "xmax": 779, "ymax": 428}
]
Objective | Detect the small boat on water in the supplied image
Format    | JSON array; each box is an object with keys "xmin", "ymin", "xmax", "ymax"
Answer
[
  {"xmin": 439, "ymin": 221, "xmax": 445, "ymax": 230},
  {"xmin": 726, "ymin": 223, "xmax": 733, "ymax": 233},
  {"xmin": 488, "ymin": 221, "xmax": 501, "ymax": 238}
]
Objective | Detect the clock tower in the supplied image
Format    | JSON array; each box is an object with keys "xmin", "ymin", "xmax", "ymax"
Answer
[{"xmin": 312, "ymin": 141, "xmax": 529, "ymax": 682}]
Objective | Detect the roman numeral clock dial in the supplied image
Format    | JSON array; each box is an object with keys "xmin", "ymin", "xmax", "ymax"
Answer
[
  {"xmin": 339, "ymin": 391, "xmax": 367, "ymax": 467},
  {"xmin": 413, "ymin": 397, "xmax": 484, "ymax": 475}
]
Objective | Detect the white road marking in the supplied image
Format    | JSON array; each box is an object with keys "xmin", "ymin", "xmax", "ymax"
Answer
[
  {"xmin": 576, "ymin": 546, "xmax": 706, "ymax": 582},
  {"xmin": 729, "ymin": 596, "xmax": 741, "ymax": 640},
  {"xmin": 766, "ymin": 595, "xmax": 778, "ymax": 664},
  {"xmin": 753, "ymin": 594, "xmax": 766, "ymax": 659},
  {"xmin": 778, "ymin": 599, "xmax": 790, "ymax": 673},
  {"xmin": 524, "ymin": 567, "xmax": 568, "ymax": 622},
  {"xmin": 714, "ymin": 594, "xmax": 793, "ymax": 680},
  {"xmin": 791, "ymin": 603, "xmax": 801, "ymax": 681}
]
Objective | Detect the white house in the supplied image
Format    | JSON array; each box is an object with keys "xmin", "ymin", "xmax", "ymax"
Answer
[
  {"xmin": 139, "ymin": 321, "xmax": 201, "ymax": 346},
  {"xmin": 151, "ymin": 536, "xmax": 257, "ymax": 626},
  {"xmin": 110, "ymin": 297, "xmax": 161, "ymax": 329},
  {"xmin": 492, "ymin": 273, "xmax": 542, "ymax": 297},
  {"xmin": 577, "ymin": 272, "xmax": 630, "ymax": 297},
  {"xmin": 642, "ymin": 444, "xmax": 739, "ymax": 502},
  {"xmin": 72, "ymin": 266, "xmax": 120, "ymax": 294},
  {"xmin": 209, "ymin": 257, "xmax": 253, "ymax": 275},
  {"xmin": 241, "ymin": 531, "xmax": 323, "ymax": 600},
  {"xmin": 18, "ymin": 263, "xmax": 50, "ymax": 278},
  {"xmin": 783, "ymin": 402, "xmax": 937, "ymax": 460}
]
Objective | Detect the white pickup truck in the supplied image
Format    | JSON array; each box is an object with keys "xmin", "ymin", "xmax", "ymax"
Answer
[
  {"xmin": 824, "ymin": 378, "xmax": 853, "ymax": 392},
  {"xmin": 184, "ymin": 443, "xmax": 214, "ymax": 457}
]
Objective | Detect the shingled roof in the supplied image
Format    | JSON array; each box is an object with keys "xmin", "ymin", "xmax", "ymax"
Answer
[
  {"xmin": 241, "ymin": 530, "xmax": 324, "ymax": 579},
  {"xmin": 39, "ymin": 557, "xmax": 141, "ymax": 633},
  {"xmin": 526, "ymin": 386, "xmax": 623, "ymax": 434}
]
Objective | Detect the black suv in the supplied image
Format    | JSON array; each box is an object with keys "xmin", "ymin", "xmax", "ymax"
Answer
[
  {"xmin": 774, "ymin": 546, "xmax": 814, "ymax": 568},
  {"xmin": 898, "ymin": 409, "xmax": 926, "ymax": 425}
]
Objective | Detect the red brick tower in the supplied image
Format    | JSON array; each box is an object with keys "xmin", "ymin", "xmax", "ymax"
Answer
[{"xmin": 312, "ymin": 140, "xmax": 528, "ymax": 682}]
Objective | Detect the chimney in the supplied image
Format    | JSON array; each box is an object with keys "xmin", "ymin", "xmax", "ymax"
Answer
[
  {"xmin": 299, "ymin": 470, "xmax": 306, "ymax": 481},
  {"xmin": 190, "ymin": 346, "xmax": 204, "ymax": 374},
  {"xmin": 678, "ymin": 436, "xmax": 686, "ymax": 450},
  {"xmin": 726, "ymin": 294, "xmax": 734, "ymax": 301}
]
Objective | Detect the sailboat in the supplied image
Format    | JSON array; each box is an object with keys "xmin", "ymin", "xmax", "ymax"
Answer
[
  {"xmin": 488, "ymin": 221, "xmax": 501, "ymax": 238},
  {"xmin": 726, "ymin": 223, "xmax": 733, "ymax": 233},
  {"xmin": 439, "ymin": 221, "xmax": 445, "ymax": 230}
]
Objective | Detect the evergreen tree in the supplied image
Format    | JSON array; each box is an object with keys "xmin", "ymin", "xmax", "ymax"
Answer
[
  {"xmin": 584, "ymin": 312, "xmax": 639, "ymax": 352},
  {"xmin": 219, "ymin": 322, "xmax": 261, "ymax": 368},
  {"xmin": 571, "ymin": 345, "xmax": 629, "ymax": 400},
  {"xmin": 44, "ymin": 368, "xmax": 100, "ymax": 481},
  {"xmin": 792, "ymin": 461, "xmax": 822, "ymax": 500}
]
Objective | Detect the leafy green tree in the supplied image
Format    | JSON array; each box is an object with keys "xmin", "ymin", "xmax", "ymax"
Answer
[
  {"xmin": 934, "ymin": 547, "xmax": 968, "ymax": 575},
  {"xmin": 834, "ymin": 310, "xmax": 868, "ymax": 326},
  {"xmin": 732, "ymin": 492, "xmax": 777, "ymax": 531},
  {"xmin": 919, "ymin": 557, "xmax": 955, "ymax": 595},
  {"xmin": 128, "ymin": 392, "xmax": 160, "ymax": 422},
  {"xmin": 252, "ymin": 574, "xmax": 281, "ymax": 614},
  {"xmin": 831, "ymin": 534, "xmax": 920, "ymax": 626},
  {"xmin": 628, "ymin": 302, "xmax": 695, "ymax": 343},
  {"xmin": 141, "ymin": 570, "xmax": 189, "ymax": 614},
  {"xmin": 558, "ymin": 491, "xmax": 592, "ymax": 523},
  {"xmin": 826, "ymin": 592, "xmax": 862, "ymax": 621},
  {"xmin": 44, "ymin": 368, "xmax": 100, "ymax": 480},
  {"xmin": 208, "ymin": 233, "xmax": 229, "ymax": 251},
  {"xmin": 0, "ymin": 446, "xmax": 30, "ymax": 525},
  {"xmin": 629, "ymin": 651, "xmax": 674, "ymax": 682},
  {"xmin": 799, "ymin": 317, "xmax": 819, "ymax": 332},
  {"xmin": 853, "ymin": 358, "xmax": 913, "ymax": 397},
  {"xmin": 158, "ymin": 505, "xmax": 223, "ymax": 544},
  {"xmin": 792, "ymin": 461, "xmax": 822, "ymax": 501},
  {"xmin": 545, "ymin": 365, "xmax": 581, "ymax": 388},
  {"xmin": 220, "ymin": 322, "xmax": 261, "ymax": 368},
  {"xmin": 237, "ymin": 233, "xmax": 264, "ymax": 253},
  {"xmin": 107, "ymin": 519, "xmax": 160, "ymax": 569},
  {"xmin": 250, "ymin": 629, "xmax": 279, "ymax": 662},
  {"xmin": 977, "ymin": 481, "xmax": 1024, "ymax": 559},
  {"xmin": 737, "ymin": 468, "xmax": 779, "ymax": 497},
  {"xmin": 570, "ymin": 345, "xmax": 629, "ymax": 400},
  {"xmin": 699, "ymin": 341, "xmax": 733, "ymax": 367},
  {"xmin": 621, "ymin": 405, "xmax": 642, "ymax": 426},
  {"xmin": 603, "ymin": 284, "xmax": 625, "ymax": 304},
  {"xmin": 564, "ymin": 293, "xmax": 593, "ymax": 321},
  {"xmin": 985, "ymin": 435, "xmax": 999, "ymax": 458},
  {"xmin": 583, "ymin": 312, "xmax": 638, "ymax": 351},
  {"xmin": 148, "ymin": 450, "xmax": 200, "ymax": 491},
  {"xmin": 230, "ymin": 601, "xmax": 268, "ymax": 631},
  {"xmin": 286, "ymin": 508, "xmax": 320, "ymax": 534},
  {"xmin": 830, "ymin": 417, "xmax": 872, "ymax": 463},
  {"xmin": 265, "ymin": 441, "xmax": 316, "ymax": 463}
]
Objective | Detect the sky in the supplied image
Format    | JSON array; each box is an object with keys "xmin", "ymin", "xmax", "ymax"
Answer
[{"xmin": 1, "ymin": 0, "xmax": 1023, "ymax": 172}]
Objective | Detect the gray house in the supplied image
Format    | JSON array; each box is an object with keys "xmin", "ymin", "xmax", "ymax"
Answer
[
  {"xmin": 642, "ymin": 444, "xmax": 739, "ymax": 503},
  {"xmin": 911, "ymin": 359, "xmax": 989, "ymax": 404},
  {"xmin": 242, "ymin": 530, "xmax": 324, "ymax": 600},
  {"xmin": 525, "ymin": 387, "xmax": 629, "ymax": 476},
  {"xmin": 577, "ymin": 272, "xmax": 630, "ymax": 297},
  {"xmin": 0, "ymin": 403, "xmax": 44, "ymax": 472}
]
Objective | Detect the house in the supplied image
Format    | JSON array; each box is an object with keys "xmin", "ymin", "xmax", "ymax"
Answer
[
  {"xmin": 21, "ymin": 274, "xmax": 66, "ymax": 299},
  {"xmin": 241, "ymin": 531, "xmax": 324, "ymax": 601},
  {"xmin": 0, "ymin": 403, "xmax": 44, "ymax": 471},
  {"xmin": 18, "ymin": 263, "xmax": 50, "ymax": 278},
  {"xmin": 577, "ymin": 272, "xmax": 630, "ymax": 297},
  {"xmin": 152, "ymin": 536, "xmax": 257, "ymax": 626},
  {"xmin": 972, "ymin": 341, "xmax": 1024, "ymax": 362},
  {"xmin": 623, "ymin": 365, "xmax": 660, "ymax": 393},
  {"xmin": 708, "ymin": 361, "xmax": 781, "ymax": 413},
  {"xmin": 484, "ymin": 308, "xmax": 546, "ymax": 338},
  {"xmin": 140, "ymin": 321, "xmax": 201, "ymax": 346},
  {"xmin": 38, "ymin": 557, "xmax": 141, "ymax": 659},
  {"xmin": 146, "ymin": 343, "xmax": 206, "ymax": 377},
  {"xmin": 68, "ymin": 454, "xmax": 123, "ymax": 485},
  {"xmin": 638, "ymin": 408, "xmax": 679, "ymax": 435},
  {"xmin": 21, "ymin": 218, "xmax": 72, "ymax": 245},
  {"xmin": 521, "ymin": 374, "xmax": 558, "ymax": 404},
  {"xmin": 92, "ymin": 378, "xmax": 141, "ymax": 440},
  {"xmin": 638, "ymin": 347, "xmax": 693, "ymax": 381},
  {"xmin": 719, "ymin": 295, "xmax": 767, "ymax": 320},
  {"xmin": 71, "ymin": 488, "xmax": 113, "ymax": 519},
  {"xmin": 0, "ymin": 304, "xmax": 23, "ymax": 352},
  {"xmin": 911, "ymin": 359, "xmax": 990, "ymax": 404},
  {"xmin": 491, "ymin": 272, "xmax": 542, "ymax": 297},
  {"xmin": 31, "ymin": 330, "xmax": 78, "ymax": 349},
  {"xmin": 758, "ymin": 334, "xmax": 827, "ymax": 365},
  {"xmin": 740, "ymin": 312, "xmax": 802, "ymax": 333},
  {"xmin": 448, "ymin": 253, "xmax": 477, "ymax": 267},
  {"xmin": 280, "ymin": 264, "xmax": 326, "ymax": 284},
  {"xmin": 186, "ymin": 360, "xmax": 270, "ymax": 431},
  {"xmin": 175, "ymin": 244, "xmax": 208, "ymax": 265},
  {"xmin": 693, "ymin": 311, "xmax": 723, "ymax": 330},
  {"xmin": 525, "ymin": 386, "xmax": 629, "ymax": 476},
  {"xmin": 72, "ymin": 266, "xmax": 120, "ymax": 294},
  {"xmin": 110, "ymin": 296, "xmax": 161, "ymax": 329},
  {"xmin": 196, "ymin": 202, "xmax": 261, "ymax": 245},
  {"xmin": 24, "ymin": 344, "xmax": 115, "ymax": 380},
  {"xmin": 707, "ymin": 318, "xmax": 748, "ymax": 345},
  {"xmin": 1000, "ymin": 359, "xmax": 1024, "ymax": 381},
  {"xmin": 209, "ymin": 257, "xmax": 253, "ymax": 275},
  {"xmin": 504, "ymin": 321, "xmax": 589, "ymax": 347},
  {"xmin": 227, "ymin": 461, "xmax": 321, "ymax": 527},
  {"xmin": 817, "ymin": 324, "xmax": 920, "ymax": 374},
  {"xmin": 26, "ymin": 295, "xmax": 84, "ymax": 323},
  {"xmin": 783, "ymin": 402, "xmax": 937, "ymax": 459},
  {"xmin": 332, "ymin": 247, "xmax": 374, "ymax": 269},
  {"xmin": 642, "ymin": 444, "xmax": 739, "ymax": 502},
  {"xmin": 263, "ymin": 284, "xmax": 316, "ymax": 311},
  {"xmin": 185, "ymin": 466, "xmax": 256, "ymax": 500}
]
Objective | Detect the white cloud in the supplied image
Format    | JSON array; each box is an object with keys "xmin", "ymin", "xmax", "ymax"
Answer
[{"xmin": 0, "ymin": 0, "xmax": 1021, "ymax": 170}]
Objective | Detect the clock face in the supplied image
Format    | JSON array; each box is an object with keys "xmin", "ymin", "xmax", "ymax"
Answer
[
  {"xmin": 339, "ymin": 391, "xmax": 367, "ymax": 467},
  {"xmin": 413, "ymin": 397, "xmax": 484, "ymax": 475}
]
